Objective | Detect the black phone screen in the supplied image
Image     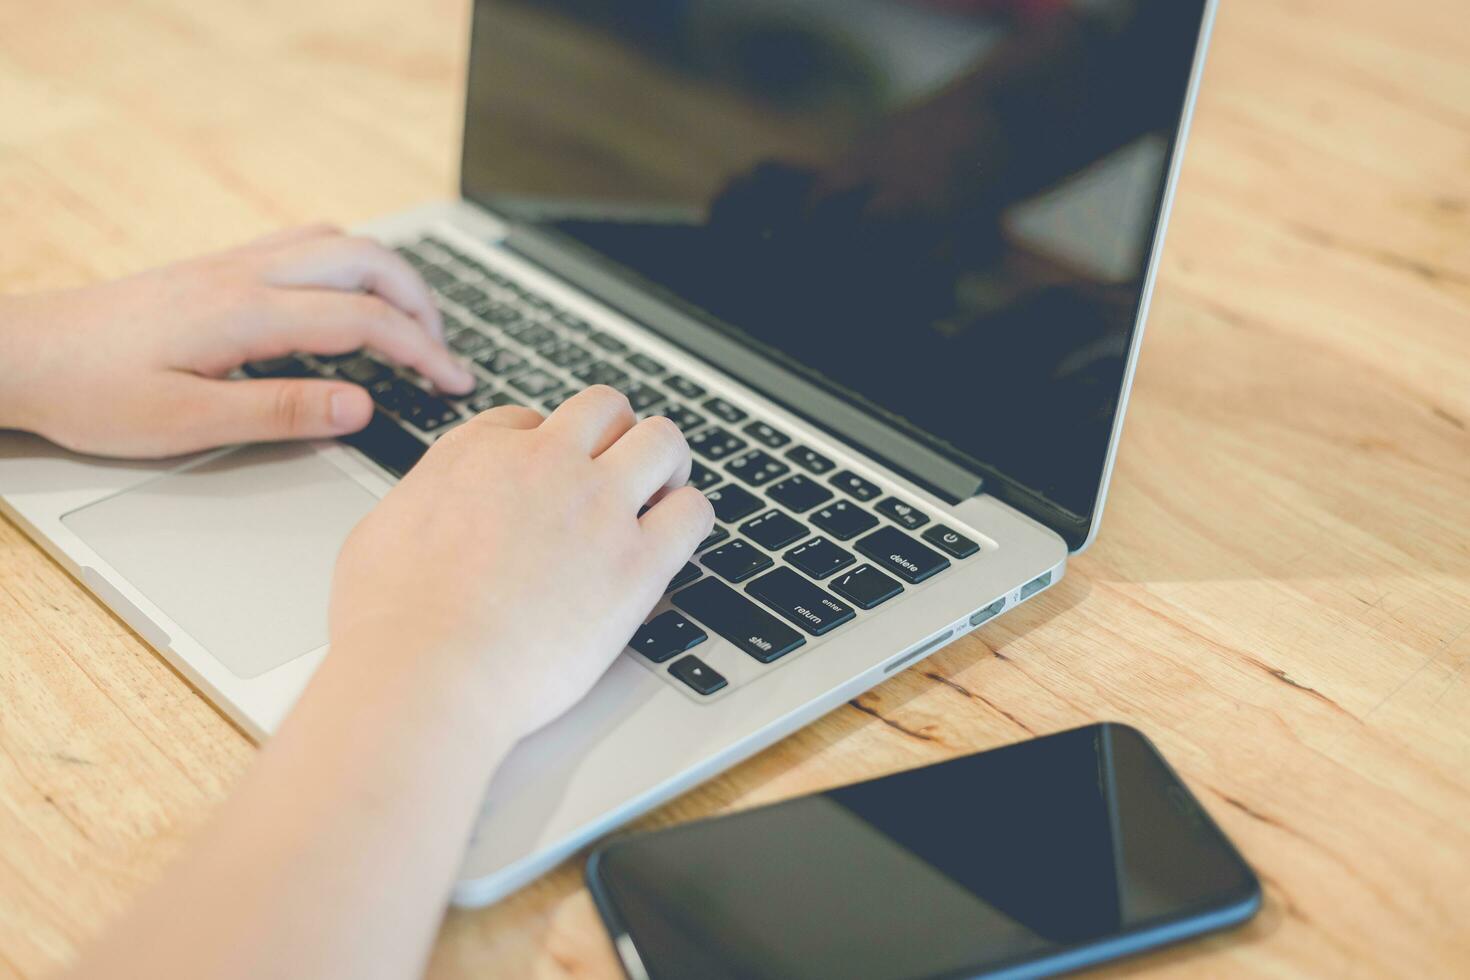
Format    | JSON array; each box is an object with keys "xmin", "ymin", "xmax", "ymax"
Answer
[{"xmin": 587, "ymin": 724, "xmax": 1259, "ymax": 980}]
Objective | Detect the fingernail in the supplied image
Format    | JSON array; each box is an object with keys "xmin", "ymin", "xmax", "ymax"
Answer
[{"xmin": 329, "ymin": 391, "xmax": 353, "ymax": 430}]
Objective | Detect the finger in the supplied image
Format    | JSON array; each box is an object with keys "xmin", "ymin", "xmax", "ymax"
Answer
[
  {"xmin": 261, "ymin": 234, "xmax": 445, "ymax": 341},
  {"xmin": 638, "ymin": 486, "xmax": 715, "ymax": 573},
  {"xmin": 597, "ymin": 415, "xmax": 692, "ymax": 506},
  {"xmin": 167, "ymin": 375, "xmax": 374, "ymax": 448},
  {"xmin": 253, "ymin": 289, "xmax": 475, "ymax": 394},
  {"xmin": 474, "ymin": 404, "xmax": 543, "ymax": 430},
  {"xmin": 539, "ymin": 385, "xmax": 637, "ymax": 456}
]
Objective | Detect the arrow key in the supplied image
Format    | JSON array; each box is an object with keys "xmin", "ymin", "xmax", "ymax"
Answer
[
  {"xmin": 668, "ymin": 655, "xmax": 728, "ymax": 696},
  {"xmin": 630, "ymin": 610, "xmax": 707, "ymax": 664}
]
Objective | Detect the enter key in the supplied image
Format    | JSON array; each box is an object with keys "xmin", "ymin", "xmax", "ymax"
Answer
[{"xmin": 746, "ymin": 567, "xmax": 856, "ymax": 636}]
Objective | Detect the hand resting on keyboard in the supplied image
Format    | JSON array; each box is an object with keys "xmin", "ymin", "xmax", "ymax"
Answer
[
  {"xmin": 0, "ymin": 224, "xmax": 475, "ymax": 457},
  {"xmin": 66, "ymin": 382, "xmax": 714, "ymax": 980}
]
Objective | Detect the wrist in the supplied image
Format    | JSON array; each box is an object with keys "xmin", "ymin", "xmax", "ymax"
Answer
[
  {"xmin": 325, "ymin": 616, "xmax": 526, "ymax": 751},
  {"xmin": 0, "ymin": 295, "xmax": 55, "ymax": 435}
]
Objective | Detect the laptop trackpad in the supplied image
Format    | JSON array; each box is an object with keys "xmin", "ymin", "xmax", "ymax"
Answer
[{"xmin": 61, "ymin": 444, "xmax": 380, "ymax": 679}]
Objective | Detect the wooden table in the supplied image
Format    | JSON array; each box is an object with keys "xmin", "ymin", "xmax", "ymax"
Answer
[{"xmin": 2, "ymin": 1, "xmax": 1467, "ymax": 976}]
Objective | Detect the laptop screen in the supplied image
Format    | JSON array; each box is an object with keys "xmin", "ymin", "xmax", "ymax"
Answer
[{"xmin": 463, "ymin": 0, "xmax": 1211, "ymax": 546}]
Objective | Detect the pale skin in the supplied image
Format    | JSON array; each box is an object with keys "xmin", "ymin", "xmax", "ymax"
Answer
[{"xmin": 0, "ymin": 227, "xmax": 714, "ymax": 980}]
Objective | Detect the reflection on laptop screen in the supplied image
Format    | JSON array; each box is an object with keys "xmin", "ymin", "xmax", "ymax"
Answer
[{"xmin": 463, "ymin": 0, "xmax": 1209, "ymax": 527}]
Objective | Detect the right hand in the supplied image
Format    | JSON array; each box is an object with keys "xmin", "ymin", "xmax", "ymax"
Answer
[{"xmin": 328, "ymin": 386, "xmax": 714, "ymax": 740}]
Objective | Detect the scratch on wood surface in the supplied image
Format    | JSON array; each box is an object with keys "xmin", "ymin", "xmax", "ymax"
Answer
[
  {"xmin": 1242, "ymin": 655, "xmax": 1355, "ymax": 719},
  {"xmin": 847, "ymin": 698, "xmax": 939, "ymax": 743},
  {"xmin": 1430, "ymin": 405, "xmax": 1465, "ymax": 430},
  {"xmin": 1284, "ymin": 219, "xmax": 1470, "ymax": 290},
  {"xmin": 921, "ymin": 671, "xmax": 1036, "ymax": 734}
]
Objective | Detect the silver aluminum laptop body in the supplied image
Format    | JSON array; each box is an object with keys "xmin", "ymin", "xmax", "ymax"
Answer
[{"xmin": 0, "ymin": 1, "xmax": 1216, "ymax": 907}]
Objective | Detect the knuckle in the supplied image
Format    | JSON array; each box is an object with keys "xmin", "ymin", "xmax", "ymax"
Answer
[
  {"xmin": 641, "ymin": 414, "xmax": 685, "ymax": 447},
  {"xmin": 271, "ymin": 383, "xmax": 309, "ymax": 435},
  {"xmin": 584, "ymin": 384, "xmax": 631, "ymax": 412},
  {"xmin": 435, "ymin": 420, "xmax": 473, "ymax": 451}
]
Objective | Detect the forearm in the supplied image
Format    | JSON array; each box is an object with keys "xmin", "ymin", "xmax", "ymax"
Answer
[{"xmin": 67, "ymin": 635, "xmax": 516, "ymax": 980}]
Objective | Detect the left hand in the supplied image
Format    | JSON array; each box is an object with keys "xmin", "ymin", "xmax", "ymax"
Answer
[{"xmin": 0, "ymin": 224, "xmax": 476, "ymax": 458}]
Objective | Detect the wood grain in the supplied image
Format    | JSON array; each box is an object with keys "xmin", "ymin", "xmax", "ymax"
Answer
[{"xmin": 2, "ymin": 0, "xmax": 1467, "ymax": 977}]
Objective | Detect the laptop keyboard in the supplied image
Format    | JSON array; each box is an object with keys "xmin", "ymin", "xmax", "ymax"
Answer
[{"xmin": 243, "ymin": 234, "xmax": 985, "ymax": 701}]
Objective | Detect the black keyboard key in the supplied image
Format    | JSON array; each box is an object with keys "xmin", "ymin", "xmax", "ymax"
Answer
[
  {"xmin": 420, "ymin": 264, "xmax": 456, "ymax": 289},
  {"xmin": 875, "ymin": 496, "xmax": 930, "ymax": 530},
  {"xmin": 740, "ymin": 510, "xmax": 807, "ymax": 551},
  {"xmin": 665, "ymin": 562, "xmax": 701, "ymax": 594},
  {"xmin": 705, "ymin": 484, "xmax": 763, "ymax": 523},
  {"xmin": 689, "ymin": 426, "xmax": 747, "ymax": 461},
  {"xmin": 340, "ymin": 411, "xmax": 427, "ymax": 479},
  {"xmin": 556, "ymin": 312, "xmax": 591, "ymax": 333},
  {"xmin": 402, "ymin": 395, "xmax": 460, "ymax": 433},
  {"xmin": 572, "ymin": 360, "xmax": 630, "ymax": 388},
  {"xmin": 766, "ymin": 474, "xmax": 834, "ymax": 514},
  {"xmin": 473, "ymin": 299, "xmax": 519, "ymax": 324},
  {"xmin": 542, "ymin": 339, "xmax": 593, "ymax": 369},
  {"xmin": 688, "ymin": 460, "xmax": 722, "ymax": 491},
  {"xmin": 855, "ymin": 526, "xmax": 950, "ymax": 584},
  {"xmin": 626, "ymin": 352, "xmax": 664, "ymax": 375},
  {"xmin": 335, "ymin": 355, "xmax": 393, "ymax": 387},
  {"xmin": 619, "ymin": 381, "xmax": 666, "ymax": 413},
  {"xmin": 831, "ymin": 469, "xmax": 882, "ymax": 501},
  {"xmin": 810, "ymin": 499, "xmax": 879, "ymax": 541},
  {"xmin": 244, "ymin": 355, "xmax": 316, "ymax": 379},
  {"xmin": 725, "ymin": 449, "xmax": 790, "ymax": 487},
  {"xmin": 672, "ymin": 577, "xmax": 805, "ymax": 664},
  {"xmin": 668, "ymin": 655, "xmax": 727, "ymax": 696},
  {"xmin": 660, "ymin": 403, "xmax": 707, "ymax": 433},
  {"xmin": 702, "ymin": 539, "xmax": 773, "ymax": 583},
  {"xmin": 785, "ymin": 445, "xmax": 836, "ymax": 475},
  {"xmin": 743, "ymin": 421, "xmax": 790, "ymax": 448},
  {"xmin": 630, "ymin": 611, "xmax": 707, "ymax": 664},
  {"xmin": 922, "ymin": 524, "xmax": 981, "ymax": 559},
  {"xmin": 369, "ymin": 378, "xmax": 421, "ymax": 413},
  {"xmin": 542, "ymin": 390, "xmax": 574, "ymax": 412},
  {"xmin": 746, "ymin": 567, "xmax": 855, "ymax": 637},
  {"xmin": 505, "ymin": 320, "xmax": 558, "ymax": 351},
  {"xmin": 447, "ymin": 327, "xmax": 493, "ymax": 356},
  {"xmin": 467, "ymin": 389, "xmax": 520, "ymax": 413},
  {"xmin": 704, "ymin": 396, "xmax": 747, "ymax": 424},
  {"xmin": 590, "ymin": 331, "xmax": 628, "ymax": 353},
  {"xmin": 509, "ymin": 369, "xmax": 562, "ymax": 398},
  {"xmin": 443, "ymin": 282, "xmax": 487, "ymax": 308},
  {"xmin": 665, "ymin": 374, "xmax": 706, "ymax": 399},
  {"xmin": 830, "ymin": 564, "xmax": 904, "ymax": 610},
  {"xmin": 476, "ymin": 348, "xmax": 527, "ymax": 376},
  {"xmin": 697, "ymin": 525, "xmax": 730, "ymax": 553},
  {"xmin": 785, "ymin": 537, "xmax": 855, "ymax": 580}
]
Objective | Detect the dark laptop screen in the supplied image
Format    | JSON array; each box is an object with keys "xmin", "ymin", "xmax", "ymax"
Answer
[{"xmin": 463, "ymin": 0, "xmax": 1210, "ymax": 543}]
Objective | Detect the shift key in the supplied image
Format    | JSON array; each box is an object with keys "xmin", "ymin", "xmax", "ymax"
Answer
[{"xmin": 672, "ymin": 577, "xmax": 805, "ymax": 664}]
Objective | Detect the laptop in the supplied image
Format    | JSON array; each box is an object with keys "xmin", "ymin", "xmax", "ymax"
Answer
[{"xmin": 0, "ymin": 0, "xmax": 1216, "ymax": 907}]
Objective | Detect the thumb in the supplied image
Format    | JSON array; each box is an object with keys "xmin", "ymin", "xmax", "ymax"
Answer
[{"xmin": 182, "ymin": 376, "xmax": 374, "ymax": 446}]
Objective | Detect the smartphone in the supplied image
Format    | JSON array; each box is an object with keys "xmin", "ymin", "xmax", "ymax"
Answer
[{"xmin": 586, "ymin": 723, "xmax": 1260, "ymax": 980}]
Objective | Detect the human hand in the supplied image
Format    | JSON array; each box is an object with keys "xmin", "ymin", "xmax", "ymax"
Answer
[
  {"xmin": 0, "ymin": 224, "xmax": 475, "ymax": 458},
  {"xmin": 328, "ymin": 386, "xmax": 714, "ymax": 740}
]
